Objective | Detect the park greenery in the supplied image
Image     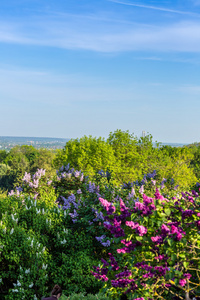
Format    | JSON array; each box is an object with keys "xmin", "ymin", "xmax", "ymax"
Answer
[{"xmin": 0, "ymin": 130, "xmax": 200, "ymax": 299}]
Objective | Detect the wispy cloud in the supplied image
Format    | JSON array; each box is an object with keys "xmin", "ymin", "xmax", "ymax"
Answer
[
  {"xmin": 108, "ymin": 0, "xmax": 200, "ymax": 16},
  {"xmin": 1, "ymin": 14, "xmax": 200, "ymax": 53},
  {"xmin": 0, "ymin": 66, "xmax": 137, "ymax": 106}
]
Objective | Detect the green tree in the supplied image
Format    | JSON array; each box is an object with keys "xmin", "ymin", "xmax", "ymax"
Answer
[{"xmin": 54, "ymin": 136, "xmax": 118, "ymax": 179}]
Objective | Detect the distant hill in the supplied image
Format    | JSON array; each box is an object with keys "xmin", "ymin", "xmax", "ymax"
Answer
[
  {"xmin": 0, "ymin": 136, "xmax": 69, "ymax": 150},
  {"xmin": 0, "ymin": 136, "xmax": 188, "ymax": 151},
  {"xmin": 158, "ymin": 142, "xmax": 187, "ymax": 147}
]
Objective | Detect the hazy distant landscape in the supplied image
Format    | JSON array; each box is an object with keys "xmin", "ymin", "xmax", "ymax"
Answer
[
  {"xmin": 0, "ymin": 136, "xmax": 69, "ymax": 150},
  {"xmin": 0, "ymin": 136, "xmax": 187, "ymax": 151}
]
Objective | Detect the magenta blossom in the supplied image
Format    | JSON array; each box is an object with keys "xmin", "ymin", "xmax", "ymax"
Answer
[{"xmin": 179, "ymin": 279, "xmax": 187, "ymax": 286}]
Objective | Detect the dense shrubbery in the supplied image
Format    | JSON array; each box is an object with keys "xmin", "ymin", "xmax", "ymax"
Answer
[
  {"xmin": 0, "ymin": 146, "xmax": 55, "ymax": 191},
  {"xmin": 1, "ymin": 130, "xmax": 200, "ymax": 299},
  {"xmin": 0, "ymin": 164, "xmax": 200, "ymax": 299}
]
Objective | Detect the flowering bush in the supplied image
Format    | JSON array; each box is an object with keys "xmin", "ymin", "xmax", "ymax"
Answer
[
  {"xmin": 2, "ymin": 165, "xmax": 200, "ymax": 299},
  {"xmin": 92, "ymin": 186, "xmax": 200, "ymax": 300},
  {"xmin": 8, "ymin": 168, "xmax": 56, "ymax": 203}
]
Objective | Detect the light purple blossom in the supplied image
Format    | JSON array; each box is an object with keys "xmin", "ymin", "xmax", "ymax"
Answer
[{"xmin": 139, "ymin": 185, "xmax": 144, "ymax": 194}]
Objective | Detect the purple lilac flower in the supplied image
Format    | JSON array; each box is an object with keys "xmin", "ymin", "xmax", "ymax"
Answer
[
  {"xmin": 182, "ymin": 209, "xmax": 194, "ymax": 219},
  {"xmin": 96, "ymin": 235, "xmax": 110, "ymax": 247},
  {"xmin": 115, "ymin": 269, "xmax": 132, "ymax": 278},
  {"xmin": 99, "ymin": 197, "xmax": 116, "ymax": 215},
  {"xmin": 16, "ymin": 186, "xmax": 23, "ymax": 193},
  {"xmin": 69, "ymin": 209, "xmax": 79, "ymax": 221},
  {"xmin": 128, "ymin": 187, "xmax": 135, "ymax": 199},
  {"xmin": 160, "ymin": 178, "xmax": 167, "ymax": 189},
  {"xmin": 184, "ymin": 273, "xmax": 191, "ymax": 279},
  {"xmin": 104, "ymin": 222, "xmax": 125, "ymax": 238},
  {"xmin": 88, "ymin": 181, "xmax": 96, "ymax": 193},
  {"xmin": 22, "ymin": 172, "xmax": 31, "ymax": 183}
]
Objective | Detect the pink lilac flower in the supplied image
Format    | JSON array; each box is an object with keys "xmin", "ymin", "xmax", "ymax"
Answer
[
  {"xmin": 135, "ymin": 202, "xmax": 145, "ymax": 211},
  {"xmin": 137, "ymin": 225, "xmax": 147, "ymax": 236},
  {"xmin": 179, "ymin": 279, "xmax": 187, "ymax": 286},
  {"xmin": 171, "ymin": 225, "xmax": 179, "ymax": 234},
  {"xmin": 161, "ymin": 224, "xmax": 170, "ymax": 234},
  {"xmin": 99, "ymin": 197, "xmax": 116, "ymax": 215},
  {"xmin": 151, "ymin": 236, "xmax": 162, "ymax": 243},
  {"xmin": 176, "ymin": 232, "xmax": 183, "ymax": 241},
  {"xmin": 126, "ymin": 221, "xmax": 139, "ymax": 229}
]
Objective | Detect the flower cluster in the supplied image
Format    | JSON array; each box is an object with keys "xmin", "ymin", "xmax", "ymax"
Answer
[{"xmin": 92, "ymin": 186, "xmax": 200, "ymax": 300}]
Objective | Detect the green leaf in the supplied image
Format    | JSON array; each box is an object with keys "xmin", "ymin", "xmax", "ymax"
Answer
[
  {"xmin": 167, "ymin": 239, "xmax": 173, "ymax": 246},
  {"xmin": 164, "ymin": 208, "xmax": 171, "ymax": 216}
]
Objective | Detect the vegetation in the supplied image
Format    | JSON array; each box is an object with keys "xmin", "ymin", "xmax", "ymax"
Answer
[{"xmin": 0, "ymin": 130, "xmax": 200, "ymax": 299}]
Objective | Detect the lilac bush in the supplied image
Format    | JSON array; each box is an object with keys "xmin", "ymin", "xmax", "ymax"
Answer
[{"xmin": 92, "ymin": 188, "xmax": 200, "ymax": 300}]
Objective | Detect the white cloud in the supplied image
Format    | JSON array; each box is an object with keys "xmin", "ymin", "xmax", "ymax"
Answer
[
  {"xmin": 108, "ymin": 0, "xmax": 200, "ymax": 16},
  {"xmin": 0, "ymin": 67, "xmax": 137, "ymax": 106},
  {"xmin": 0, "ymin": 14, "xmax": 200, "ymax": 53}
]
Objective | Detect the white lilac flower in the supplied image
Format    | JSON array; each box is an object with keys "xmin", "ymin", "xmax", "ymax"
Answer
[
  {"xmin": 25, "ymin": 269, "xmax": 30, "ymax": 274},
  {"xmin": 29, "ymin": 283, "xmax": 33, "ymax": 288},
  {"xmin": 10, "ymin": 228, "xmax": 14, "ymax": 235},
  {"xmin": 33, "ymin": 294, "xmax": 38, "ymax": 300},
  {"xmin": 42, "ymin": 264, "xmax": 48, "ymax": 270},
  {"xmin": 60, "ymin": 239, "xmax": 67, "ymax": 244},
  {"xmin": 17, "ymin": 280, "xmax": 21, "ymax": 286},
  {"xmin": 12, "ymin": 289, "xmax": 19, "ymax": 292},
  {"xmin": 42, "ymin": 208, "xmax": 45, "ymax": 214},
  {"xmin": 30, "ymin": 240, "xmax": 34, "ymax": 247}
]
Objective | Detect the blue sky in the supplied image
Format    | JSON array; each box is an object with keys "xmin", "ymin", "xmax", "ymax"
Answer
[{"xmin": 1, "ymin": 0, "xmax": 200, "ymax": 143}]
